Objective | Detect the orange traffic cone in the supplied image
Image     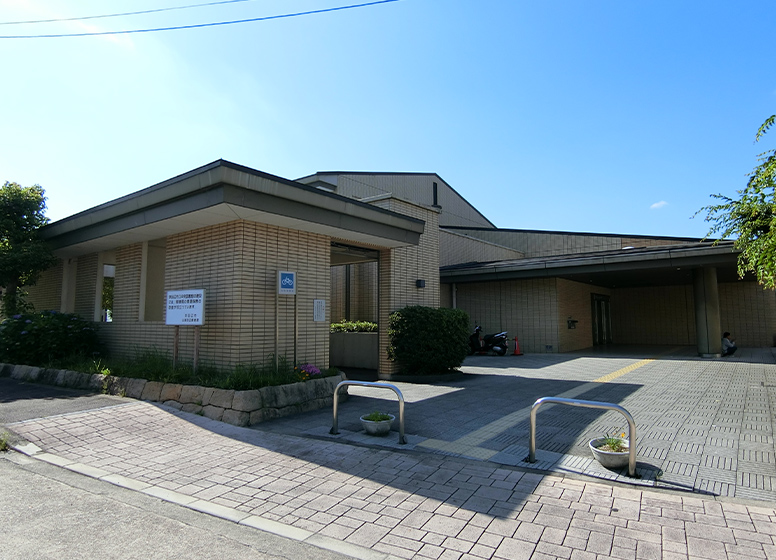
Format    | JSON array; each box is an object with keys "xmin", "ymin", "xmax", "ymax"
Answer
[{"xmin": 513, "ymin": 336, "xmax": 523, "ymax": 356}]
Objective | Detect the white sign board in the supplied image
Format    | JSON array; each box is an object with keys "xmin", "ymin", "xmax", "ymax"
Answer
[
  {"xmin": 314, "ymin": 299, "xmax": 326, "ymax": 322},
  {"xmin": 278, "ymin": 271, "xmax": 296, "ymax": 295},
  {"xmin": 166, "ymin": 289, "xmax": 205, "ymax": 325}
]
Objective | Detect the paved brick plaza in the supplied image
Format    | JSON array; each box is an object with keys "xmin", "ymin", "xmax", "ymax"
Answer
[{"xmin": 9, "ymin": 346, "xmax": 776, "ymax": 559}]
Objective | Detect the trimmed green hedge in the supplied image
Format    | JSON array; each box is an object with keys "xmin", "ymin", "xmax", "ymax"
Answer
[
  {"xmin": 387, "ymin": 306, "xmax": 469, "ymax": 375},
  {"xmin": 330, "ymin": 319, "xmax": 378, "ymax": 333}
]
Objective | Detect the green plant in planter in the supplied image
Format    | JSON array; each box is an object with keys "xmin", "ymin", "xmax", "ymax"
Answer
[
  {"xmin": 330, "ymin": 320, "xmax": 377, "ymax": 333},
  {"xmin": 599, "ymin": 431, "xmax": 627, "ymax": 452},
  {"xmin": 362, "ymin": 411, "xmax": 392, "ymax": 422}
]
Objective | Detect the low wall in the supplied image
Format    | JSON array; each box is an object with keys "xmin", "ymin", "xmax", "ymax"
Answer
[
  {"xmin": 330, "ymin": 332, "xmax": 379, "ymax": 369},
  {"xmin": 0, "ymin": 363, "xmax": 347, "ymax": 427}
]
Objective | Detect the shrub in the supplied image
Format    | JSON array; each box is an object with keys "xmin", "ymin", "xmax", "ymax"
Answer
[
  {"xmin": 0, "ymin": 310, "xmax": 102, "ymax": 365},
  {"xmin": 387, "ymin": 306, "xmax": 469, "ymax": 375},
  {"xmin": 59, "ymin": 348, "xmax": 338, "ymax": 391},
  {"xmin": 330, "ymin": 320, "xmax": 378, "ymax": 333}
]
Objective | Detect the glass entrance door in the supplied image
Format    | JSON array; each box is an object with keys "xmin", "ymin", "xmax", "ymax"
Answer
[{"xmin": 591, "ymin": 294, "xmax": 612, "ymax": 346}]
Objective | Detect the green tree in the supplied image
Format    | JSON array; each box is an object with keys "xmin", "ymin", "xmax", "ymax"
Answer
[
  {"xmin": 698, "ymin": 115, "xmax": 776, "ymax": 288},
  {"xmin": 0, "ymin": 182, "xmax": 56, "ymax": 316}
]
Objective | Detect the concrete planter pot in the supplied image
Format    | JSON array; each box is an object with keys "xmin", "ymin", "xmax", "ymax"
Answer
[
  {"xmin": 360, "ymin": 413, "xmax": 395, "ymax": 436},
  {"xmin": 330, "ymin": 332, "xmax": 379, "ymax": 370},
  {"xmin": 589, "ymin": 437, "xmax": 630, "ymax": 469}
]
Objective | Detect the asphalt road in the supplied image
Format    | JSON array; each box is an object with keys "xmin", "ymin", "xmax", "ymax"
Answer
[
  {"xmin": 0, "ymin": 377, "xmax": 129, "ymax": 425},
  {"xmin": 0, "ymin": 378, "xmax": 350, "ymax": 560}
]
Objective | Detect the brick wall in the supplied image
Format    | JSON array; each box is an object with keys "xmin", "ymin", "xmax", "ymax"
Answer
[
  {"xmin": 446, "ymin": 229, "xmax": 702, "ymax": 258},
  {"xmin": 114, "ymin": 244, "xmax": 143, "ymax": 322},
  {"xmin": 610, "ymin": 285, "xmax": 696, "ymax": 345},
  {"xmin": 74, "ymin": 253, "xmax": 98, "ymax": 320},
  {"xmin": 719, "ymin": 281, "xmax": 776, "ymax": 347},
  {"xmin": 440, "ymin": 229, "xmax": 523, "ymax": 266},
  {"xmin": 24, "ymin": 259, "xmax": 63, "ymax": 312},
  {"xmin": 375, "ymin": 200, "xmax": 440, "ymax": 374},
  {"xmin": 556, "ymin": 279, "xmax": 611, "ymax": 352},
  {"xmin": 453, "ymin": 278, "xmax": 559, "ymax": 353},
  {"xmin": 97, "ymin": 220, "xmax": 331, "ymax": 370}
]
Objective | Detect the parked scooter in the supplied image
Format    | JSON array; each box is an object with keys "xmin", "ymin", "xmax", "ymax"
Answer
[{"xmin": 468, "ymin": 326, "xmax": 509, "ymax": 356}]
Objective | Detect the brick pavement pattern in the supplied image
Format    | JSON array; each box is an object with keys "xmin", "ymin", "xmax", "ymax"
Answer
[
  {"xmin": 264, "ymin": 347, "xmax": 776, "ymax": 501},
  {"xmin": 10, "ymin": 399, "xmax": 776, "ymax": 560}
]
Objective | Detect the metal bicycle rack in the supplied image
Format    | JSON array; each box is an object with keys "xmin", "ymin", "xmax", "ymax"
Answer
[
  {"xmin": 330, "ymin": 380, "xmax": 407, "ymax": 444},
  {"xmin": 527, "ymin": 396, "xmax": 637, "ymax": 477}
]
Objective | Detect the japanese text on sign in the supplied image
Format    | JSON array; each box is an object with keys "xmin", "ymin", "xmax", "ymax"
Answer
[{"xmin": 166, "ymin": 289, "xmax": 205, "ymax": 325}]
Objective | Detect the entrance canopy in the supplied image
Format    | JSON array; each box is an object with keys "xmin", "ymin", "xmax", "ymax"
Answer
[{"xmin": 440, "ymin": 242, "xmax": 742, "ymax": 288}]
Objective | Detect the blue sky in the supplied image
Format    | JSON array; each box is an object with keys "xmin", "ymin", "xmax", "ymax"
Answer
[{"xmin": 1, "ymin": 0, "xmax": 774, "ymax": 238}]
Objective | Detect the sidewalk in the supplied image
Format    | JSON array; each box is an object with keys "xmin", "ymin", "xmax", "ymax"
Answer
[
  {"xmin": 263, "ymin": 346, "xmax": 776, "ymax": 502},
  {"xmin": 10, "ymin": 396, "xmax": 776, "ymax": 560}
]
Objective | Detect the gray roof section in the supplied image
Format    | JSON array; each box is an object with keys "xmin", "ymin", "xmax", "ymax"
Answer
[
  {"xmin": 440, "ymin": 242, "xmax": 742, "ymax": 287},
  {"xmin": 43, "ymin": 160, "xmax": 425, "ymax": 257}
]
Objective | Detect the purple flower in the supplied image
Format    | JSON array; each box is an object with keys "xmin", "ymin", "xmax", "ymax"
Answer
[
  {"xmin": 20, "ymin": 331, "xmax": 28, "ymax": 335},
  {"xmin": 12, "ymin": 314, "xmax": 22, "ymax": 319},
  {"xmin": 25, "ymin": 319, "xmax": 32, "ymax": 324}
]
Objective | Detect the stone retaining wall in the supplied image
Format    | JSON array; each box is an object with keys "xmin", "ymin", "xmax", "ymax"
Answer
[{"xmin": 0, "ymin": 363, "xmax": 347, "ymax": 427}]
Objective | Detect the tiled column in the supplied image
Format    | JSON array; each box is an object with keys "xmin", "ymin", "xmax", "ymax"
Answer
[
  {"xmin": 693, "ymin": 267, "xmax": 721, "ymax": 357},
  {"xmin": 377, "ymin": 248, "xmax": 399, "ymax": 376}
]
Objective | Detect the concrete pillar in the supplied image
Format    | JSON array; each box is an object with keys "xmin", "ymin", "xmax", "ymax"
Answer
[{"xmin": 693, "ymin": 267, "xmax": 721, "ymax": 357}]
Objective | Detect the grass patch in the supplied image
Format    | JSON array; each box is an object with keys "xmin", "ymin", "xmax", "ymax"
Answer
[
  {"xmin": 0, "ymin": 432, "xmax": 10, "ymax": 452},
  {"xmin": 50, "ymin": 349, "xmax": 338, "ymax": 391}
]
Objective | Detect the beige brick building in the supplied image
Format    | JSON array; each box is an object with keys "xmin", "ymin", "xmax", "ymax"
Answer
[
  {"xmin": 299, "ymin": 172, "xmax": 774, "ymax": 358},
  {"xmin": 22, "ymin": 162, "xmax": 774, "ymax": 374},
  {"xmin": 28, "ymin": 161, "xmax": 436, "ymax": 375}
]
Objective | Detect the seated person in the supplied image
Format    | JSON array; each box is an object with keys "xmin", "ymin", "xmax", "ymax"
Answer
[{"xmin": 722, "ymin": 332, "xmax": 737, "ymax": 356}]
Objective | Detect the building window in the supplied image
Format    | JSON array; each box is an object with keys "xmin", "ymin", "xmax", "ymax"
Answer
[{"xmin": 102, "ymin": 264, "xmax": 115, "ymax": 322}]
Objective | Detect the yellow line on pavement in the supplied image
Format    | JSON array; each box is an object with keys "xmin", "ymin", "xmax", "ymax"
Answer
[
  {"xmin": 591, "ymin": 358, "xmax": 654, "ymax": 384},
  {"xmin": 417, "ymin": 351, "xmax": 674, "ymax": 459}
]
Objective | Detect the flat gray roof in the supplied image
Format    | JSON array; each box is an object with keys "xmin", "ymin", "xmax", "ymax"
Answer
[{"xmin": 441, "ymin": 242, "xmax": 743, "ymax": 287}]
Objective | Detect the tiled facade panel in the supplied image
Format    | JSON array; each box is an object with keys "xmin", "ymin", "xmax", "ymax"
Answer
[
  {"xmin": 100, "ymin": 242, "xmax": 181, "ymax": 360},
  {"xmin": 100, "ymin": 322, "xmax": 172, "ymax": 360},
  {"xmin": 719, "ymin": 281, "xmax": 776, "ymax": 347},
  {"xmin": 453, "ymin": 278, "xmax": 559, "ymax": 353},
  {"xmin": 447, "ymin": 229, "xmax": 696, "ymax": 258},
  {"xmin": 441, "ymin": 283, "xmax": 453, "ymax": 308},
  {"xmin": 113, "ymin": 244, "xmax": 143, "ymax": 323},
  {"xmin": 439, "ymin": 230, "xmax": 524, "ymax": 266},
  {"xmin": 349, "ymin": 262, "xmax": 378, "ymax": 322},
  {"xmin": 74, "ymin": 253, "xmax": 98, "ymax": 320},
  {"xmin": 330, "ymin": 266, "xmax": 345, "ymax": 322},
  {"xmin": 87, "ymin": 221, "xmax": 330, "ymax": 370},
  {"xmin": 556, "ymin": 279, "xmax": 610, "ymax": 352},
  {"xmin": 333, "ymin": 174, "xmax": 492, "ymax": 228},
  {"xmin": 24, "ymin": 259, "xmax": 63, "ymax": 312},
  {"xmin": 610, "ymin": 285, "xmax": 696, "ymax": 345},
  {"xmin": 373, "ymin": 199, "xmax": 440, "ymax": 310},
  {"xmin": 163, "ymin": 221, "xmax": 331, "ymax": 370},
  {"xmin": 378, "ymin": 249, "xmax": 395, "ymax": 374},
  {"xmin": 375, "ymin": 200, "xmax": 440, "ymax": 374},
  {"xmin": 620, "ymin": 237, "xmax": 691, "ymax": 249}
]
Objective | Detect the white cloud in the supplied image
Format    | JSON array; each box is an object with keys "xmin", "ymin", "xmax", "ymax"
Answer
[{"xmin": 650, "ymin": 200, "xmax": 668, "ymax": 210}]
